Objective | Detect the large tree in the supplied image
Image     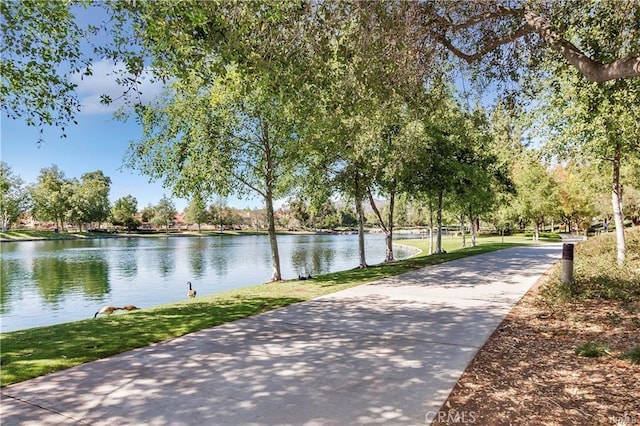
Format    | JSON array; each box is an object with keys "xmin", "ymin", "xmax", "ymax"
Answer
[
  {"xmin": 552, "ymin": 163, "xmax": 598, "ymax": 236},
  {"xmin": 512, "ymin": 153, "xmax": 559, "ymax": 241},
  {"xmin": 294, "ymin": 1, "xmax": 439, "ymax": 266},
  {"xmin": 449, "ymin": 108, "xmax": 508, "ymax": 248},
  {"xmin": 110, "ymin": 1, "xmax": 314, "ymax": 281},
  {"xmin": 184, "ymin": 194, "xmax": 209, "ymax": 233},
  {"xmin": 541, "ymin": 70, "xmax": 640, "ymax": 264},
  {"xmin": 29, "ymin": 165, "xmax": 72, "ymax": 230},
  {"xmin": 428, "ymin": 0, "xmax": 639, "ymax": 264},
  {"xmin": 151, "ymin": 195, "xmax": 177, "ymax": 234},
  {"xmin": 67, "ymin": 170, "xmax": 111, "ymax": 231}
]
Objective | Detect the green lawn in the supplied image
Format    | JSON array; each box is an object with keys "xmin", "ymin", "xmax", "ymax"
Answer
[{"xmin": 0, "ymin": 234, "xmax": 545, "ymax": 386}]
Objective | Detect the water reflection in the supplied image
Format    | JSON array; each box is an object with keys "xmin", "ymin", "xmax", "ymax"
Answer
[
  {"xmin": 0, "ymin": 260, "xmax": 26, "ymax": 315},
  {"xmin": 32, "ymin": 256, "xmax": 110, "ymax": 303},
  {"xmin": 0, "ymin": 234, "xmax": 412, "ymax": 332},
  {"xmin": 188, "ymin": 238, "xmax": 208, "ymax": 279},
  {"xmin": 113, "ymin": 239, "xmax": 139, "ymax": 280}
]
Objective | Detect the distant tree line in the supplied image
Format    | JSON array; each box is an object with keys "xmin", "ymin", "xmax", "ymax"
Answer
[{"xmin": 2, "ymin": 160, "xmax": 638, "ymax": 239}]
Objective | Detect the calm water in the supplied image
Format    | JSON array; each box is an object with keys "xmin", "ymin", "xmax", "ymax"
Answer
[{"xmin": 0, "ymin": 234, "xmax": 414, "ymax": 332}]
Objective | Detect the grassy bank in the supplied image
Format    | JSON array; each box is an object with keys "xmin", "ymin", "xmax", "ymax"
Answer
[
  {"xmin": 0, "ymin": 235, "xmax": 544, "ymax": 386},
  {"xmin": 542, "ymin": 228, "xmax": 640, "ymax": 304}
]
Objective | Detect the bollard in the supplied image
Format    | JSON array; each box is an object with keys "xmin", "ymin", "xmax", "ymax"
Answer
[{"xmin": 562, "ymin": 243, "xmax": 574, "ymax": 284}]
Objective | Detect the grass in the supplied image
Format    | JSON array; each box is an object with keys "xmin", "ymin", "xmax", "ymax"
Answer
[
  {"xmin": 574, "ymin": 342, "xmax": 611, "ymax": 358},
  {"xmin": 0, "ymin": 229, "xmax": 88, "ymax": 240},
  {"xmin": 621, "ymin": 346, "xmax": 640, "ymax": 364},
  {"xmin": 0, "ymin": 234, "xmax": 544, "ymax": 386},
  {"xmin": 541, "ymin": 227, "xmax": 640, "ymax": 305}
]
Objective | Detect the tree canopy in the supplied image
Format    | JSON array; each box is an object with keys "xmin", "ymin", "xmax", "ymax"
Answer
[{"xmin": 426, "ymin": 0, "xmax": 640, "ymax": 82}]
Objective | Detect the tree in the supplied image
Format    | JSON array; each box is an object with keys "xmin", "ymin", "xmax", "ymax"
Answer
[
  {"xmin": 444, "ymin": 107, "xmax": 510, "ymax": 248},
  {"xmin": 512, "ymin": 154, "xmax": 559, "ymax": 241},
  {"xmin": 108, "ymin": 1, "xmax": 321, "ymax": 281},
  {"xmin": 426, "ymin": 1, "xmax": 640, "ymax": 82},
  {"xmin": 364, "ymin": 101, "xmax": 429, "ymax": 262},
  {"xmin": 150, "ymin": 196, "xmax": 176, "ymax": 233},
  {"xmin": 1, "ymin": 0, "xmax": 93, "ymax": 141},
  {"xmin": 67, "ymin": 170, "xmax": 111, "ymax": 231},
  {"xmin": 208, "ymin": 197, "xmax": 228, "ymax": 231},
  {"xmin": 185, "ymin": 194, "xmax": 208, "ymax": 233},
  {"xmin": 0, "ymin": 162, "xmax": 31, "ymax": 231},
  {"xmin": 552, "ymin": 163, "xmax": 597, "ymax": 236},
  {"xmin": 293, "ymin": 1, "xmax": 439, "ymax": 266},
  {"xmin": 286, "ymin": 197, "xmax": 310, "ymax": 230},
  {"xmin": 111, "ymin": 195, "xmax": 139, "ymax": 232},
  {"xmin": 140, "ymin": 204, "xmax": 154, "ymax": 224},
  {"xmin": 29, "ymin": 165, "xmax": 72, "ymax": 230},
  {"xmin": 541, "ymin": 73, "xmax": 640, "ymax": 264}
]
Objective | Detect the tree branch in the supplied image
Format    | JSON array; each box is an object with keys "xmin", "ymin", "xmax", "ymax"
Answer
[
  {"xmin": 366, "ymin": 186, "xmax": 388, "ymax": 234},
  {"xmin": 434, "ymin": 25, "xmax": 532, "ymax": 63},
  {"xmin": 433, "ymin": 5, "xmax": 522, "ymax": 32},
  {"xmin": 431, "ymin": 6, "xmax": 640, "ymax": 81},
  {"xmin": 523, "ymin": 9, "xmax": 640, "ymax": 82}
]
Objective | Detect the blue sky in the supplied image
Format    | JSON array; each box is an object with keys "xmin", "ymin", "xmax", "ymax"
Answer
[
  {"xmin": 0, "ymin": 68, "xmax": 199, "ymax": 212},
  {"xmin": 0, "ymin": 4, "xmax": 265, "ymax": 213}
]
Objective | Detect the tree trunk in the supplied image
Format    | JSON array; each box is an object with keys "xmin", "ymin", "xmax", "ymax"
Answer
[
  {"xmin": 611, "ymin": 143, "xmax": 626, "ymax": 265},
  {"xmin": 428, "ymin": 200, "xmax": 434, "ymax": 255},
  {"xmin": 367, "ymin": 186, "xmax": 395, "ymax": 262},
  {"xmin": 354, "ymin": 173, "xmax": 368, "ymax": 268},
  {"xmin": 266, "ymin": 192, "xmax": 282, "ymax": 281},
  {"xmin": 262, "ymin": 121, "xmax": 282, "ymax": 281},
  {"xmin": 460, "ymin": 212, "xmax": 466, "ymax": 248},
  {"xmin": 385, "ymin": 190, "xmax": 395, "ymax": 262},
  {"xmin": 436, "ymin": 189, "xmax": 443, "ymax": 254},
  {"xmin": 469, "ymin": 205, "xmax": 476, "ymax": 247}
]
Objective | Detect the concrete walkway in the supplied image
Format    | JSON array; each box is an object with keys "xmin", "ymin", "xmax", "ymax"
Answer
[{"xmin": 1, "ymin": 244, "xmax": 562, "ymax": 425}]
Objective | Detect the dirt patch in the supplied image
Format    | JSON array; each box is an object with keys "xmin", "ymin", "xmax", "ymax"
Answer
[{"xmin": 432, "ymin": 270, "xmax": 640, "ymax": 426}]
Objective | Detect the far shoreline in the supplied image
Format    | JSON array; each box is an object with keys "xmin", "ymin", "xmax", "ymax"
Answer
[{"xmin": 1, "ymin": 227, "xmax": 421, "ymax": 243}]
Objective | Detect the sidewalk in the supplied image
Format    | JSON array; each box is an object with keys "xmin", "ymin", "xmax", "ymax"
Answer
[{"xmin": 1, "ymin": 244, "xmax": 562, "ymax": 425}]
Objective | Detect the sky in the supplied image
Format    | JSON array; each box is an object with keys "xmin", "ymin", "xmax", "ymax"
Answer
[
  {"xmin": 0, "ymin": 6, "xmax": 261, "ymax": 213},
  {"xmin": 1, "ymin": 68, "xmax": 201, "ymax": 213}
]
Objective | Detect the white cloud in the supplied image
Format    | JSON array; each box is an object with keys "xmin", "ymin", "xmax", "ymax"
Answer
[{"xmin": 71, "ymin": 59, "xmax": 165, "ymax": 115}]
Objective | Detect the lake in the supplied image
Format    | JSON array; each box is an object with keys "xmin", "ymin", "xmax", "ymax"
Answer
[{"xmin": 0, "ymin": 234, "xmax": 415, "ymax": 332}]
